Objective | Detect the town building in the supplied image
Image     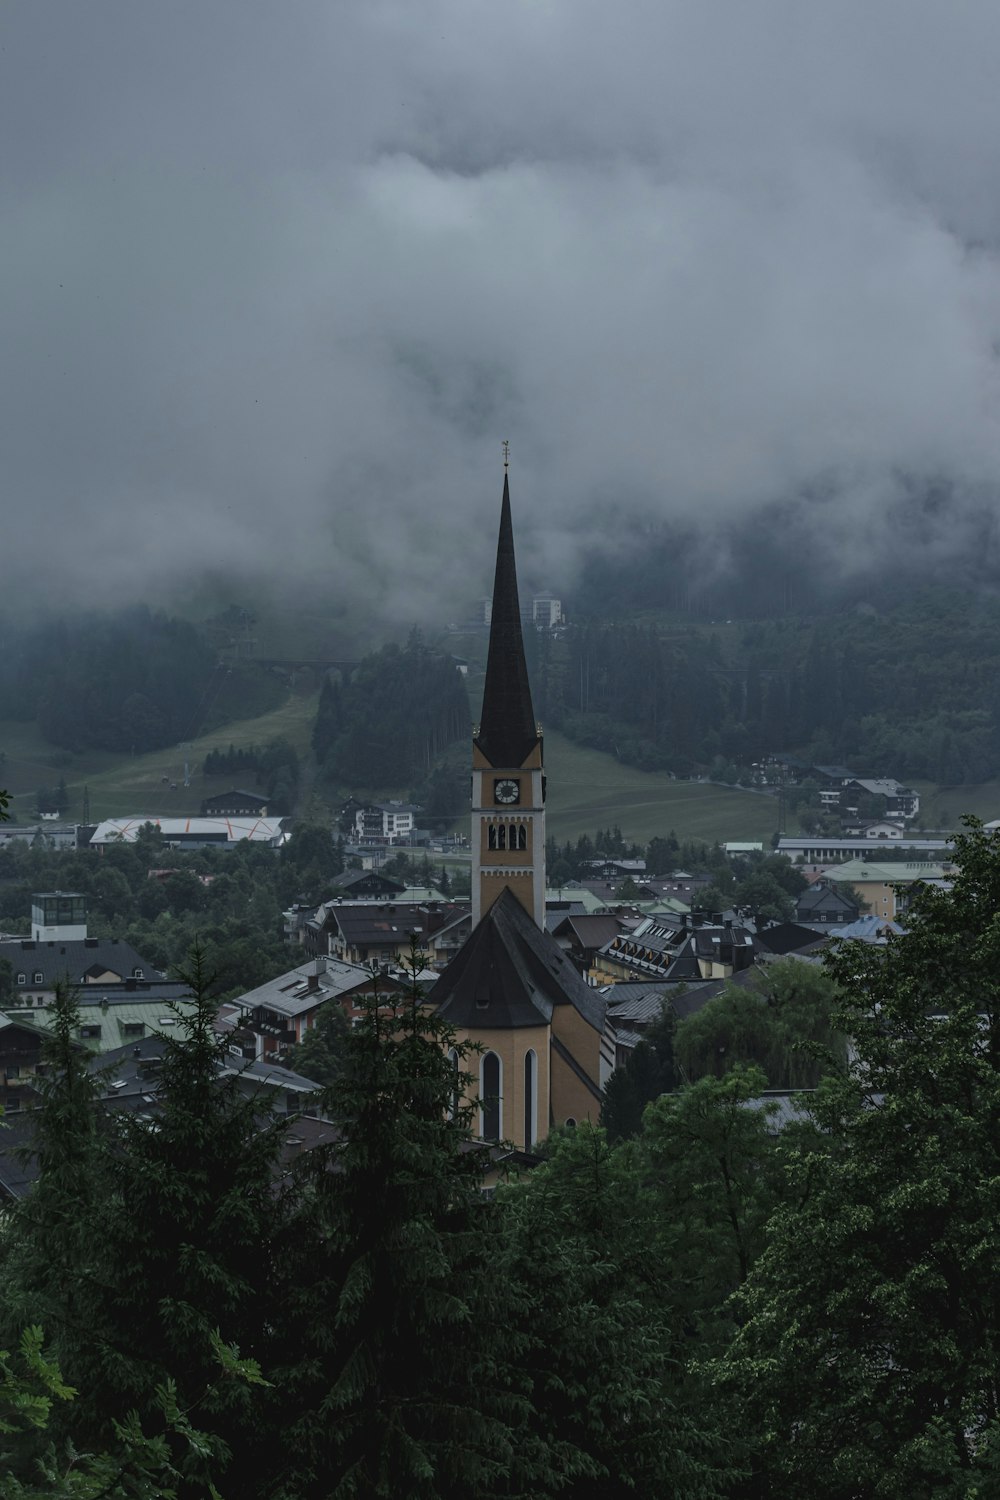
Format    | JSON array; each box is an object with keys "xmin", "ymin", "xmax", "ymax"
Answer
[
  {"xmin": 795, "ymin": 882, "xmax": 861, "ymax": 927},
  {"xmin": 819, "ymin": 860, "xmax": 951, "ymax": 921},
  {"xmin": 350, "ymin": 802, "xmax": 421, "ymax": 845},
  {"xmin": 89, "ymin": 816, "xmax": 290, "ymax": 850},
  {"xmin": 777, "ymin": 836, "xmax": 952, "ymax": 864}
]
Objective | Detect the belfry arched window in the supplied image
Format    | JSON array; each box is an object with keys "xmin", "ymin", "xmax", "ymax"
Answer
[{"xmin": 480, "ymin": 1051, "xmax": 502, "ymax": 1140}]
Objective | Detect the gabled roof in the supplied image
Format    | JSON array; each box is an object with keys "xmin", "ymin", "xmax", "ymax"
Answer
[
  {"xmin": 234, "ymin": 957, "xmax": 380, "ymax": 1019},
  {"xmin": 753, "ymin": 922, "xmax": 830, "ymax": 956},
  {"xmin": 796, "ymin": 884, "xmax": 859, "ymax": 915},
  {"xmin": 550, "ymin": 913, "xmax": 624, "ymax": 950},
  {"xmin": 430, "ymin": 888, "xmax": 605, "ymax": 1033},
  {"xmin": 473, "ymin": 474, "xmax": 539, "ymax": 770}
]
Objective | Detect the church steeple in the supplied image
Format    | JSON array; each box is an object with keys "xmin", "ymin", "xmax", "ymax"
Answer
[
  {"xmin": 474, "ymin": 472, "xmax": 539, "ymax": 769},
  {"xmin": 470, "ymin": 465, "xmax": 545, "ymax": 930}
]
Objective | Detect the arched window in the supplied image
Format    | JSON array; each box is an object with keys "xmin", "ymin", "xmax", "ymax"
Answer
[
  {"xmin": 447, "ymin": 1047, "xmax": 460, "ymax": 1118},
  {"xmin": 523, "ymin": 1049, "xmax": 537, "ymax": 1147},
  {"xmin": 497, "ymin": 824, "xmax": 506, "ymax": 850},
  {"xmin": 517, "ymin": 824, "xmax": 527, "ymax": 851},
  {"xmin": 488, "ymin": 824, "xmax": 498, "ymax": 851},
  {"xmin": 480, "ymin": 1051, "xmax": 502, "ymax": 1140}
]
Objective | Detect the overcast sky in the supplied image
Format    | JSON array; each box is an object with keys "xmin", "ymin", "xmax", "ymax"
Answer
[{"xmin": 5, "ymin": 1, "xmax": 1000, "ymax": 624}]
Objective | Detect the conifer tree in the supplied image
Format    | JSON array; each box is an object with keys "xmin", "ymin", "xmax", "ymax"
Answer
[
  {"xmin": 271, "ymin": 946, "xmax": 531, "ymax": 1500},
  {"xmin": 44, "ymin": 950, "xmax": 289, "ymax": 1494}
]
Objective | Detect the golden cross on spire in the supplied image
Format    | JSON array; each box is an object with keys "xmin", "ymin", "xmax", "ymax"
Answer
[{"xmin": 502, "ymin": 439, "xmax": 510, "ymax": 471}]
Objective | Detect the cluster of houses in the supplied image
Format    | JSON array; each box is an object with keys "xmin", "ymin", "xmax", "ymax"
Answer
[{"xmin": 763, "ymin": 756, "xmax": 921, "ymax": 836}]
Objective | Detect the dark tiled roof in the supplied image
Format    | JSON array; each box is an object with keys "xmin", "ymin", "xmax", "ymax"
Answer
[
  {"xmin": 754, "ymin": 922, "xmax": 830, "ymax": 956},
  {"xmin": 796, "ymin": 884, "xmax": 858, "ymax": 916},
  {"xmin": 1, "ymin": 937, "xmax": 161, "ymax": 985},
  {"xmin": 551, "ymin": 913, "xmax": 623, "ymax": 949},
  {"xmin": 473, "ymin": 474, "xmax": 539, "ymax": 770},
  {"xmin": 431, "ymin": 889, "xmax": 606, "ymax": 1033}
]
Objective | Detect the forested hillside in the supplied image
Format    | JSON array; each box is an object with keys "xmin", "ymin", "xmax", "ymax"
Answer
[
  {"xmin": 536, "ymin": 587, "xmax": 1000, "ymax": 783},
  {"xmin": 312, "ymin": 633, "xmax": 470, "ymax": 789},
  {"xmin": 0, "ymin": 606, "xmax": 285, "ymax": 755}
]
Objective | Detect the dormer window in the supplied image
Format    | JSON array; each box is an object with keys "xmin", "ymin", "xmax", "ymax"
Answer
[
  {"xmin": 33, "ymin": 972, "xmax": 43, "ymax": 984},
  {"xmin": 16, "ymin": 974, "xmax": 25, "ymax": 986},
  {"xmin": 133, "ymin": 968, "xmax": 143, "ymax": 979}
]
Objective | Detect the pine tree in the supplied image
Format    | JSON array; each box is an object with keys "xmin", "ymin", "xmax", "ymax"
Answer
[
  {"xmin": 271, "ymin": 946, "xmax": 531, "ymax": 1499},
  {"xmin": 45, "ymin": 949, "xmax": 289, "ymax": 1493}
]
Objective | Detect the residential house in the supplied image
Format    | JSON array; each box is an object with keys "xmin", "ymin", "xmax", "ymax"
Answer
[
  {"xmin": 0, "ymin": 1016, "xmax": 48, "ymax": 1114},
  {"xmin": 324, "ymin": 901, "xmax": 471, "ymax": 968},
  {"xmin": 795, "ymin": 883, "xmax": 861, "ymax": 927},
  {"xmin": 0, "ymin": 936, "xmax": 165, "ymax": 1009},
  {"xmin": 220, "ymin": 956, "xmax": 411, "ymax": 1063},
  {"xmin": 817, "ymin": 860, "xmax": 951, "ymax": 921}
]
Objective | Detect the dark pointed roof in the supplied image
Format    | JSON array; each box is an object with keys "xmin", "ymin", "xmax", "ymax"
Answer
[
  {"xmin": 474, "ymin": 473, "xmax": 539, "ymax": 769},
  {"xmin": 430, "ymin": 888, "xmax": 605, "ymax": 1033}
]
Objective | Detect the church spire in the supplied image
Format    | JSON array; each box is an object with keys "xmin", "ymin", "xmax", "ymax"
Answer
[{"xmin": 474, "ymin": 470, "xmax": 539, "ymax": 769}]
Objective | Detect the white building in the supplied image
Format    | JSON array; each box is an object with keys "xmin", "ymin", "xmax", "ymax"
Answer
[
  {"xmin": 352, "ymin": 802, "xmax": 420, "ymax": 845},
  {"xmin": 89, "ymin": 816, "xmax": 289, "ymax": 850}
]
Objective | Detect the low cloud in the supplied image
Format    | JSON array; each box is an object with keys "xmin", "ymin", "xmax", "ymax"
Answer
[{"xmin": 4, "ymin": 1, "xmax": 1000, "ymax": 624}]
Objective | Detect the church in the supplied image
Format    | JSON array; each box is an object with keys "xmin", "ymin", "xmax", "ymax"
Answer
[{"xmin": 429, "ymin": 469, "xmax": 614, "ymax": 1150}]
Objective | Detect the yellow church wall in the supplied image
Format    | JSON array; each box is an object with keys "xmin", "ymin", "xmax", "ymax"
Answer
[
  {"xmin": 550, "ymin": 1005, "xmax": 603, "ymax": 1127},
  {"xmin": 448, "ymin": 1023, "xmax": 550, "ymax": 1151}
]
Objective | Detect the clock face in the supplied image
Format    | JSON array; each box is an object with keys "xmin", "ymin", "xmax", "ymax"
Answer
[{"xmin": 494, "ymin": 778, "xmax": 520, "ymax": 805}]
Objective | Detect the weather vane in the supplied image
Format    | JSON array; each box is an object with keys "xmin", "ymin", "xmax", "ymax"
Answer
[{"xmin": 502, "ymin": 439, "xmax": 510, "ymax": 471}]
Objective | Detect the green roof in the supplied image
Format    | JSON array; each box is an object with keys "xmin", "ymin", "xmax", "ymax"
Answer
[
  {"xmin": 29, "ymin": 997, "xmax": 199, "ymax": 1053},
  {"xmin": 825, "ymin": 860, "xmax": 950, "ymax": 885}
]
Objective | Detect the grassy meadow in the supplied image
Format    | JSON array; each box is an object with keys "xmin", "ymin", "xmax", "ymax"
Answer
[
  {"xmin": 0, "ymin": 689, "xmax": 321, "ymax": 824},
  {"xmin": 543, "ymin": 731, "xmax": 785, "ymax": 846}
]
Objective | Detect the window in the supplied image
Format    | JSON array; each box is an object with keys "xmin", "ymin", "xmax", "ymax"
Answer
[
  {"xmin": 33, "ymin": 972, "xmax": 43, "ymax": 984},
  {"xmin": 16, "ymin": 974, "xmax": 25, "ymax": 986},
  {"xmin": 6, "ymin": 1065, "xmax": 20, "ymax": 1080},
  {"xmin": 515, "ymin": 824, "xmax": 527, "ymax": 851},
  {"xmin": 133, "ymin": 968, "xmax": 143, "ymax": 979},
  {"xmin": 80, "ymin": 1025, "xmax": 101, "ymax": 1040},
  {"xmin": 480, "ymin": 1051, "xmax": 502, "ymax": 1141},
  {"xmin": 523, "ymin": 1049, "xmax": 537, "ymax": 1147},
  {"xmin": 447, "ymin": 1048, "xmax": 460, "ymax": 1117},
  {"xmin": 122, "ymin": 1023, "xmax": 145, "ymax": 1038}
]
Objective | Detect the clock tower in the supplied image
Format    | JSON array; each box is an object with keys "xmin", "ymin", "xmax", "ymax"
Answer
[{"xmin": 471, "ymin": 468, "xmax": 545, "ymax": 929}]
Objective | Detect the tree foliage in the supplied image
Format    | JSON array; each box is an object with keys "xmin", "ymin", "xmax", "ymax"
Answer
[
  {"xmin": 725, "ymin": 820, "xmax": 1000, "ymax": 1496},
  {"xmin": 313, "ymin": 638, "xmax": 469, "ymax": 788}
]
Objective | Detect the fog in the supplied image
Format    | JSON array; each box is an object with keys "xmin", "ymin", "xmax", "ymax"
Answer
[{"xmin": 5, "ymin": 1, "xmax": 1000, "ymax": 625}]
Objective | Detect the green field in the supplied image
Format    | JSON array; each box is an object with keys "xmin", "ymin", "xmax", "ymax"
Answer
[
  {"xmin": 543, "ymin": 731, "xmax": 786, "ymax": 846},
  {"xmin": 911, "ymin": 780, "xmax": 1000, "ymax": 829},
  {"xmin": 0, "ymin": 688, "xmax": 321, "ymax": 823}
]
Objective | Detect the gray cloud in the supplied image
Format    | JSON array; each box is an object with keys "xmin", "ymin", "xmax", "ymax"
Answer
[{"xmin": 4, "ymin": 0, "xmax": 1000, "ymax": 623}]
